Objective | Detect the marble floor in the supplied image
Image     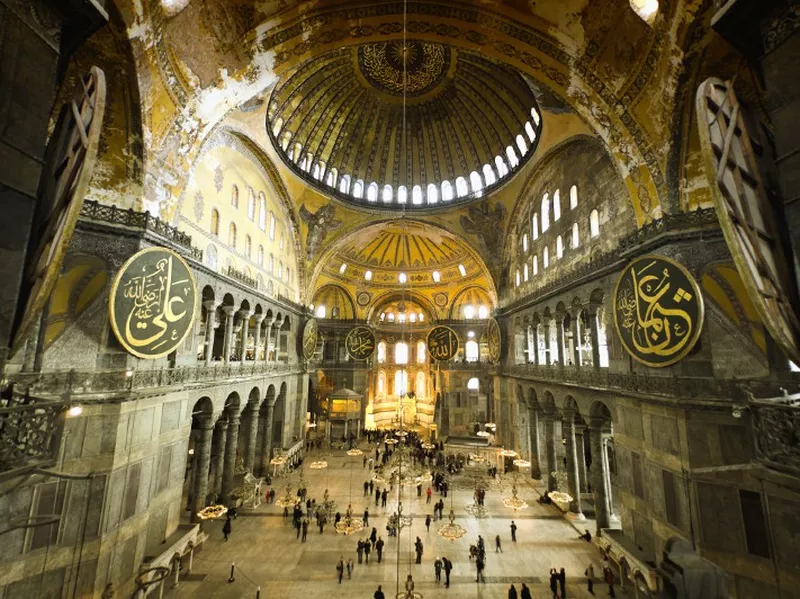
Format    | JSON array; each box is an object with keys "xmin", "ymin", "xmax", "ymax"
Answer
[{"xmin": 167, "ymin": 447, "xmax": 606, "ymax": 599}]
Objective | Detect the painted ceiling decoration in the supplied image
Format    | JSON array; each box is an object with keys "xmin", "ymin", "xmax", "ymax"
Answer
[{"xmin": 267, "ymin": 40, "xmax": 542, "ymax": 209}]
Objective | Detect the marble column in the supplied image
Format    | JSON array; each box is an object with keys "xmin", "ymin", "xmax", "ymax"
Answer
[
  {"xmin": 191, "ymin": 417, "xmax": 215, "ymax": 520},
  {"xmin": 243, "ymin": 404, "xmax": 260, "ymax": 473},
  {"xmin": 589, "ymin": 421, "xmax": 610, "ymax": 531},
  {"xmin": 528, "ymin": 406, "xmax": 542, "ymax": 479},
  {"xmin": 555, "ymin": 315, "xmax": 566, "ymax": 366},
  {"xmin": 563, "ymin": 413, "xmax": 584, "ymax": 519},
  {"xmin": 203, "ymin": 301, "xmax": 219, "ymax": 366},
  {"xmin": 532, "ymin": 324, "xmax": 539, "ymax": 365},
  {"xmin": 222, "ymin": 306, "xmax": 236, "ymax": 365},
  {"xmin": 272, "ymin": 316, "xmax": 284, "ymax": 362},
  {"xmin": 589, "ymin": 307, "xmax": 601, "ymax": 368},
  {"xmin": 544, "ymin": 413, "xmax": 557, "ymax": 491},
  {"xmin": 571, "ymin": 310, "xmax": 581, "ymax": 368},
  {"xmin": 252, "ymin": 314, "xmax": 265, "ymax": 362},
  {"xmin": 212, "ymin": 420, "xmax": 227, "ymax": 498},
  {"xmin": 602, "ymin": 436, "xmax": 617, "ymax": 521},
  {"xmin": 259, "ymin": 402, "xmax": 275, "ymax": 473},
  {"xmin": 222, "ymin": 411, "xmax": 241, "ymax": 503},
  {"xmin": 576, "ymin": 425, "xmax": 588, "ymax": 493},
  {"xmin": 542, "ymin": 322, "xmax": 551, "ymax": 365},
  {"xmin": 239, "ymin": 310, "xmax": 252, "ymax": 362}
]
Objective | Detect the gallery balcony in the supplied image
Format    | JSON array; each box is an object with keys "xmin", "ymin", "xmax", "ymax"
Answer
[{"xmin": 0, "ymin": 391, "xmax": 65, "ymax": 481}]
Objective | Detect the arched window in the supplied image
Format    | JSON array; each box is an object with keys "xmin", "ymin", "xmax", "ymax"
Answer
[
  {"xmin": 231, "ymin": 185, "xmax": 239, "ymax": 208},
  {"xmin": 523, "ymin": 263, "xmax": 529, "ymax": 281},
  {"xmin": 364, "ymin": 270, "xmax": 373, "ymax": 281},
  {"xmin": 467, "ymin": 377, "xmax": 479, "ymax": 390},
  {"xmin": 315, "ymin": 305, "xmax": 327, "ymax": 318},
  {"xmin": 570, "ymin": 185, "xmax": 578, "ymax": 210},
  {"xmin": 464, "ymin": 305, "xmax": 475, "ymax": 319},
  {"xmin": 455, "ymin": 177, "xmax": 469, "ymax": 197},
  {"xmin": 211, "ymin": 209, "xmax": 220, "ymax": 236},
  {"xmin": 395, "ymin": 370, "xmax": 408, "ymax": 396},
  {"xmin": 516, "ymin": 134, "xmax": 528, "ymax": 155},
  {"xmin": 311, "ymin": 162, "xmax": 321, "ymax": 180},
  {"xmin": 269, "ymin": 212, "xmax": 276, "ymax": 240},
  {"xmin": 367, "ymin": 182, "xmax": 378, "ymax": 202},
  {"xmin": 572, "ymin": 223, "xmax": 580, "ymax": 248},
  {"xmin": 590, "ymin": 209, "xmax": 600, "ymax": 237},
  {"xmin": 412, "ymin": 185, "xmax": 423, "ymax": 204},
  {"xmin": 553, "ymin": 189, "xmax": 561, "ymax": 221},
  {"xmin": 469, "ymin": 171, "xmax": 483, "ymax": 193},
  {"xmin": 325, "ymin": 168, "xmax": 338, "ymax": 187},
  {"xmin": 280, "ymin": 131, "xmax": 292, "ymax": 151},
  {"xmin": 515, "ymin": 269, "xmax": 521, "ymax": 287},
  {"xmin": 478, "ymin": 305, "xmax": 489, "ymax": 319},
  {"xmin": 278, "ymin": 261, "xmax": 283, "ymax": 279},
  {"xmin": 427, "ymin": 183, "xmax": 438, "ymax": 204},
  {"xmin": 532, "ymin": 213, "xmax": 539, "ymax": 240},
  {"xmin": 244, "ymin": 234, "xmax": 252, "ymax": 258},
  {"xmin": 531, "ymin": 107, "xmax": 541, "ymax": 125},
  {"xmin": 505, "ymin": 145, "xmax": 519, "ymax": 167},
  {"xmin": 465, "ymin": 340, "xmax": 479, "ymax": 362},
  {"xmin": 441, "ymin": 180, "xmax": 453, "ymax": 201},
  {"xmin": 268, "ymin": 254, "xmax": 274, "ymax": 272},
  {"xmin": 271, "ymin": 117, "xmax": 283, "ymax": 137},
  {"xmin": 397, "ymin": 186, "xmax": 407, "ymax": 204},
  {"xmin": 377, "ymin": 371, "xmax": 386, "ymax": 396},
  {"xmin": 257, "ymin": 245, "xmax": 264, "ymax": 266},
  {"xmin": 525, "ymin": 121, "xmax": 536, "ymax": 142},
  {"xmin": 533, "ymin": 255, "xmax": 539, "ymax": 276},
  {"xmin": 395, "ymin": 342, "xmax": 408, "ymax": 365},
  {"xmin": 382, "ymin": 185, "xmax": 393, "ymax": 203},
  {"xmin": 279, "ymin": 232, "xmax": 285, "ymax": 251},
  {"xmin": 432, "ymin": 271, "xmax": 441, "ymax": 283},
  {"xmin": 377, "ymin": 341, "xmax": 387, "ymax": 364},
  {"xmin": 458, "ymin": 264, "xmax": 467, "ymax": 277},
  {"xmin": 247, "ymin": 189, "xmax": 255, "ymax": 220},
  {"xmin": 353, "ymin": 179, "xmax": 364, "ymax": 198},
  {"xmin": 205, "ymin": 243, "xmax": 218, "ymax": 270},
  {"xmin": 556, "ymin": 235, "xmax": 563, "ymax": 259},
  {"xmin": 483, "ymin": 164, "xmax": 496, "ymax": 186},
  {"xmin": 543, "ymin": 246, "xmax": 549, "ymax": 268},
  {"xmin": 630, "ymin": 0, "xmax": 659, "ymax": 25},
  {"xmin": 417, "ymin": 341, "xmax": 426, "ymax": 364},
  {"xmin": 495, "ymin": 155, "xmax": 509, "ymax": 177},
  {"xmin": 415, "ymin": 371, "xmax": 426, "ymax": 397},
  {"xmin": 228, "ymin": 223, "xmax": 237, "ymax": 248},
  {"xmin": 339, "ymin": 174, "xmax": 351, "ymax": 194},
  {"xmin": 541, "ymin": 194, "xmax": 550, "ymax": 232},
  {"xmin": 398, "ymin": 272, "xmax": 407, "ymax": 284},
  {"xmin": 258, "ymin": 193, "xmax": 266, "ymax": 231},
  {"xmin": 522, "ymin": 233, "xmax": 528, "ymax": 252}
]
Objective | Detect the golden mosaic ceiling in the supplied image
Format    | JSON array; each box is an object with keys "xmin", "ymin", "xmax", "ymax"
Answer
[{"xmin": 267, "ymin": 40, "xmax": 542, "ymax": 209}]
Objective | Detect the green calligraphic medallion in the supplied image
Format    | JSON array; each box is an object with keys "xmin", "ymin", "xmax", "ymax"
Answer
[
  {"xmin": 345, "ymin": 326, "xmax": 376, "ymax": 360},
  {"xmin": 427, "ymin": 325, "xmax": 460, "ymax": 362},
  {"xmin": 109, "ymin": 247, "xmax": 198, "ymax": 359},
  {"xmin": 486, "ymin": 317, "xmax": 502, "ymax": 364},
  {"xmin": 613, "ymin": 255, "xmax": 704, "ymax": 368},
  {"xmin": 302, "ymin": 318, "xmax": 319, "ymax": 360}
]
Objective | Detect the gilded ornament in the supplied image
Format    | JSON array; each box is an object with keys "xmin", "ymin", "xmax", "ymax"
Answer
[
  {"xmin": 486, "ymin": 317, "xmax": 502, "ymax": 363},
  {"xmin": 345, "ymin": 326, "xmax": 376, "ymax": 360},
  {"xmin": 302, "ymin": 318, "xmax": 319, "ymax": 360},
  {"xmin": 427, "ymin": 326, "xmax": 459, "ymax": 362}
]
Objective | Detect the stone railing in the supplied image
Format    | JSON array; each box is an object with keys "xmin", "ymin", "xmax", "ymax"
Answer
[
  {"xmin": 9, "ymin": 362, "xmax": 299, "ymax": 398},
  {"xmin": 751, "ymin": 398, "xmax": 800, "ymax": 475},
  {"xmin": 508, "ymin": 363, "xmax": 748, "ymax": 401},
  {"xmin": 79, "ymin": 200, "xmax": 204, "ymax": 262},
  {"xmin": 0, "ymin": 392, "xmax": 65, "ymax": 478},
  {"xmin": 226, "ymin": 265, "xmax": 258, "ymax": 289}
]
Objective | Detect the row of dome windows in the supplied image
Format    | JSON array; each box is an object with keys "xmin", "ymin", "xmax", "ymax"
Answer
[
  {"xmin": 274, "ymin": 108, "xmax": 540, "ymax": 205},
  {"xmin": 375, "ymin": 337, "xmax": 482, "ymax": 364},
  {"xmin": 340, "ymin": 263, "xmax": 468, "ymax": 283},
  {"xmin": 376, "ymin": 371, "xmax": 479, "ymax": 396}
]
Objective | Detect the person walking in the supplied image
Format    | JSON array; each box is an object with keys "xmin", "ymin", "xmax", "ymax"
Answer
[
  {"xmin": 364, "ymin": 480, "xmax": 369, "ymax": 495},
  {"xmin": 346, "ymin": 558, "xmax": 354, "ymax": 579},
  {"xmin": 434, "ymin": 557, "xmax": 443, "ymax": 582},
  {"xmin": 425, "ymin": 514, "xmax": 432, "ymax": 532},
  {"xmin": 510, "ymin": 520, "xmax": 517, "ymax": 542},
  {"xmin": 376, "ymin": 537, "xmax": 385, "ymax": 562},
  {"xmin": 374, "ymin": 585, "xmax": 385, "ymax": 599},
  {"xmin": 336, "ymin": 558, "xmax": 344, "ymax": 584},
  {"xmin": 496, "ymin": 534, "xmax": 503, "ymax": 553},
  {"xmin": 585, "ymin": 564, "xmax": 595, "ymax": 595},
  {"xmin": 381, "ymin": 489, "xmax": 388, "ymax": 507},
  {"xmin": 415, "ymin": 536, "xmax": 424, "ymax": 564},
  {"xmin": 426, "ymin": 487, "xmax": 432, "ymax": 503},
  {"xmin": 605, "ymin": 567, "xmax": 616, "ymax": 598},
  {"xmin": 443, "ymin": 557, "xmax": 453, "ymax": 587},
  {"xmin": 476, "ymin": 554, "xmax": 486, "ymax": 583},
  {"xmin": 301, "ymin": 517, "xmax": 308, "ymax": 542},
  {"xmin": 364, "ymin": 538, "xmax": 372, "ymax": 563},
  {"xmin": 364, "ymin": 507, "xmax": 370, "ymax": 526},
  {"xmin": 375, "ymin": 488, "xmax": 381, "ymax": 507},
  {"xmin": 559, "ymin": 567, "xmax": 567, "ymax": 598},
  {"xmin": 520, "ymin": 583, "xmax": 532, "ymax": 599},
  {"xmin": 370, "ymin": 527, "xmax": 378, "ymax": 547},
  {"xmin": 549, "ymin": 568, "xmax": 559, "ymax": 598},
  {"xmin": 357, "ymin": 539, "xmax": 364, "ymax": 564},
  {"xmin": 222, "ymin": 516, "xmax": 232, "ymax": 541},
  {"xmin": 508, "ymin": 584, "xmax": 518, "ymax": 599}
]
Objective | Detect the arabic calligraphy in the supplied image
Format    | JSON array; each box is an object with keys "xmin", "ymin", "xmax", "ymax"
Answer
[
  {"xmin": 427, "ymin": 326, "xmax": 460, "ymax": 361},
  {"xmin": 613, "ymin": 255, "xmax": 704, "ymax": 367},
  {"xmin": 302, "ymin": 318, "xmax": 319, "ymax": 360},
  {"xmin": 345, "ymin": 326, "xmax": 376, "ymax": 360},
  {"xmin": 486, "ymin": 318, "xmax": 502, "ymax": 364},
  {"xmin": 109, "ymin": 247, "xmax": 197, "ymax": 359}
]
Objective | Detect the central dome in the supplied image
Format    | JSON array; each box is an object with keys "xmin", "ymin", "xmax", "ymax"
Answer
[{"xmin": 267, "ymin": 41, "xmax": 542, "ymax": 210}]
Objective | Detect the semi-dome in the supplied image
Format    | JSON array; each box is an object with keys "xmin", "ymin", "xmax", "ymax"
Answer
[{"xmin": 267, "ymin": 40, "xmax": 542, "ymax": 210}]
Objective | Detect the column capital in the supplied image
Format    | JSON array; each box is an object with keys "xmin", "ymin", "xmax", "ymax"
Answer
[
  {"xmin": 203, "ymin": 299, "xmax": 220, "ymax": 311},
  {"xmin": 253, "ymin": 312, "xmax": 266, "ymax": 324},
  {"xmin": 222, "ymin": 305, "xmax": 237, "ymax": 317},
  {"xmin": 239, "ymin": 309, "xmax": 253, "ymax": 319}
]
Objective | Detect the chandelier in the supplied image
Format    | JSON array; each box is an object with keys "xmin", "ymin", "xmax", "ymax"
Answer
[
  {"xmin": 500, "ymin": 448, "xmax": 518, "ymax": 458},
  {"xmin": 502, "ymin": 482, "xmax": 529, "ymax": 511},
  {"xmin": 275, "ymin": 483, "xmax": 298, "ymax": 509},
  {"xmin": 464, "ymin": 501, "xmax": 488, "ymax": 518},
  {"xmin": 437, "ymin": 509, "xmax": 466, "ymax": 541},
  {"xmin": 335, "ymin": 504, "xmax": 365, "ymax": 535},
  {"xmin": 197, "ymin": 504, "xmax": 227, "ymax": 520},
  {"xmin": 384, "ymin": 438, "xmax": 399, "ymax": 446},
  {"xmin": 421, "ymin": 442, "xmax": 436, "ymax": 450},
  {"xmin": 374, "ymin": 444, "xmax": 430, "ymax": 487},
  {"xmin": 346, "ymin": 448, "xmax": 364, "ymax": 456},
  {"xmin": 549, "ymin": 491, "xmax": 574, "ymax": 504},
  {"xmin": 476, "ymin": 430, "xmax": 491, "ymax": 438},
  {"xmin": 310, "ymin": 460, "xmax": 328, "ymax": 469},
  {"xmin": 513, "ymin": 459, "xmax": 531, "ymax": 468},
  {"xmin": 395, "ymin": 430, "xmax": 408, "ymax": 438},
  {"xmin": 270, "ymin": 455, "xmax": 287, "ymax": 466}
]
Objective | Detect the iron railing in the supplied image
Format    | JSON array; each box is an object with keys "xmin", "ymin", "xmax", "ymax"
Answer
[{"xmin": 0, "ymin": 392, "xmax": 64, "ymax": 477}]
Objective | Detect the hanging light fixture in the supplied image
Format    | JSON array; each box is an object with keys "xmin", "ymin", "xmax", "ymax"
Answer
[
  {"xmin": 502, "ymin": 476, "xmax": 529, "ymax": 511},
  {"xmin": 346, "ymin": 448, "xmax": 364, "ymax": 457},
  {"xmin": 513, "ymin": 458, "xmax": 531, "ymax": 468},
  {"xmin": 309, "ymin": 459, "xmax": 328, "ymax": 469},
  {"xmin": 336, "ymin": 448, "xmax": 364, "ymax": 535},
  {"xmin": 196, "ymin": 504, "xmax": 228, "ymax": 520},
  {"xmin": 500, "ymin": 448, "xmax": 518, "ymax": 458},
  {"xmin": 275, "ymin": 482, "xmax": 298, "ymax": 509}
]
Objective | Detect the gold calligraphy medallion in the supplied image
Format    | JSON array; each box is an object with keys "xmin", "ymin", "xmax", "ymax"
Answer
[
  {"xmin": 302, "ymin": 318, "xmax": 319, "ymax": 360},
  {"xmin": 109, "ymin": 247, "xmax": 198, "ymax": 359},
  {"xmin": 486, "ymin": 318, "xmax": 502, "ymax": 364},
  {"xmin": 345, "ymin": 326, "xmax": 376, "ymax": 360},
  {"xmin": 426, "ymin": 325, "xmax": 459, "ymax": 362},
  {"xmin": 613, "ymin": 255, "xmax": 704, "ymax": 368}
]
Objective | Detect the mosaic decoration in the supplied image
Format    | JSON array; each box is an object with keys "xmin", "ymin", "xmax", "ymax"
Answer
[
  {"xmin": 357, "ymin": 291, "xmax": 371, "ymax": 307},
  {"xmin": 486, "ymin": 317, "xmax": 502, "ymax": 363},
  {"xmin": 345, "ymin": 326, "xmax": 376, "ymax": 360},
  {"xmin": 613, "ymin": 255, "xmax": 704, "ymax": 368},
  {"xmin": 299, "ymin": 202, "xmax": 343, "ymax": 260},
  {"xmin": 358, "ymin": 40, "xmax": 450, "ymax": 96},
  {"xmin": 109, "ymin": 247, "xmax": 197, "ymax": 359}
]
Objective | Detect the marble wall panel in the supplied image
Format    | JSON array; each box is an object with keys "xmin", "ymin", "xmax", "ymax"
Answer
[
  {"xmin": 650, "ymin": 414, "xmax": 680, "ymax": 455},
  {"xmin": 160, "ymin": 400, "xmax": 182, "ymax": 433},
  {"xmin": 768, "ymin": 495, "xmax": 800, "ymax": 567},
  {"xmin": 696, "ymin": 481, "xmax": 744, "ymax": 553}
]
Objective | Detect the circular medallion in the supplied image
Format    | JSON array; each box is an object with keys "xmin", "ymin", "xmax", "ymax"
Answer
[
  {"xmin": 613, "ymin": 255, "xmax": 704, "ymax": 368},
  {"xmin": 358, "ymin": 41, "xmax": 450, "ymax": 96},
  {"xmin": 345, "ymin": 326, "xmax": 376, "ymax": 360},
  {"xmin": 302, "ymin": 318, "xmax": 319, "ymax": 360},
  {"xmin": 357, "ymin": 291, "xmax": 371, "ymax": 307},
  {"xmin": 434, "ymin": 293, "xmax": 448, "ymax": 308},
  {"xmin": 427, "ymin": 326, "xmax": 460, "ymax": 362},
  {"xmin": 486, "ymin": 318, "xmax": 502, "ymax": 364},
  {"xmin": 109, "ymin": 247, "xmax": 198, "ymax": 359}
]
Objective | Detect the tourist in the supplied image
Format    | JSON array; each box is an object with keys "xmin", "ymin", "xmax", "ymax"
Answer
[
  {"xmin": 605, "ymin": 567, "xmax": 616, "ymax": 598},
  {"xmin": 301, "ymin": 517, "xmax": 308, "ymax": 542},
  {"xmin": 364, "ymin": 507, "xmax": 370, "ymax": 525},
  {"xmin": 579, "ymin": 529, "xmax": 592, "ymax": 543},
  {"xmin": 346, "ymin": 557, "xmax": 354, "ymax": 579},
  {"xmin": 509, "ymin": 584, "xmax": 518, "ymax": 599},
  {"xmin": 335, "ymin": 511, "xmax": 341, "ymax": 526},
  {"xmin": 496, "ymin": 534, "xmax": 503, "ymax": 552},
  {"xmin": 369, "ymin": 479, "xmax": 374, "ymax": 494},
  {"xmin": 520, "ymin": 583, "xmax": 532, "ymax": 599},
  {"xmin": 374, "ymin": 585, "xmax": 385, "ymax": 599},
  {"xmin": 370, "ymin": 526, "xmax": 378, "ymax": 547},
  {"xmin": 364, "ymin": 538, "xmax": 372, "ymax": 563},
  {"xmin": 415, "ymin": 536, "xmax": 424, "ymax": 563},
  {"xmin": 336, "ymin": 557, "xmax": 344, "ymax": 584},
  {"xmin": 376, "ymin": 536, "xmax": 385, "ymax": 562},
  {"xmin": 559, "ymin": 567, "xmax": 567, "ymax": 598},
  {"xmin": 381, "ymin": 489, "xmax": 388, "ymax": 507},
  {"xmin": 476, "ymin": 554, "xmax": 486, "ymax": 582},
  {"xmin": 443, "ymin": 557, "xmax": 453, "ymax": 587},
  {"xmin": 357, "ymin": 539, "xmax": 364, "ymax": 563},
  {"xmin": 585, "ymin": 564, "xmax": 595, "ymax": 595},
  {"xmin": 425, "ymin": 514, "xmax": 431, "ymax": 532},
  {"xmin": 510, "ymin": 520, "xmax": 517, "ymax": 542},
  {"xmin": 364, "ymin": 480, "xmax": 369, "ymax": 495},
  {"xmin": 222, "ymin": 516, "xmax": 232, "ymax": 541},
  {"xmin": 549, "ymin": 568, "xmax": 559, "ymax": 598},
  {"xmin": 426, "ymin": 486, "xmax": 432, "ymax": 503},
  {"xmin": 434, "ymin": 557, "xmax": 443, "ymax": 582},
  {"xmin": 375, "ymin": 488, "xmax": 381, "ymax": 506}
]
